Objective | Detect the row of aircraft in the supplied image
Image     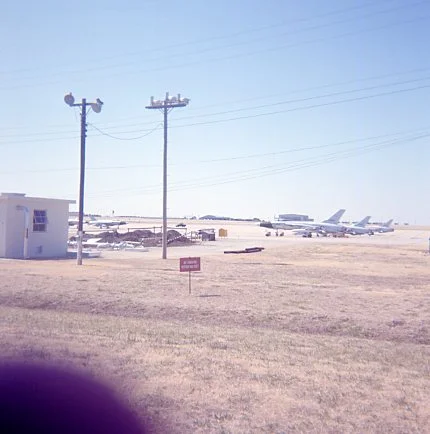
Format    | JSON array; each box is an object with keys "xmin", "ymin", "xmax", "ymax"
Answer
[
  {"xmin": 68, "ymin": 218, "xmax": 127, "ymax": 228},
  {"xmin": 260, "ymin": 209, "xmax": 394, "ymax": 237}
]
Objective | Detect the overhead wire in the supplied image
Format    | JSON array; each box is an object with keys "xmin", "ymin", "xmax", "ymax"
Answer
[
  {"xmin": 73, "ymin": 77, "xmax": 430, "ymax": 138},
  {"xmin": 196, "ymin": 127, "xmax": 430, "ymax": 163},
  {"xmin": 166, "ymin": 136, "xmax": 428, "ymax": 193},
  {"xmin": 1, "ymin": 79, "xmax": 429, "ymax": 145},
  {"xmin": 84, "ymin": 132, "xmax": 430, "ymax": 198},
  {"xmin": 87, "ymin": 122, "xmax": 162, "ymax": 141},
  {"xmin": 80, "ymin": 1, "xmax": 427, "ymax": 76},
  {"xmin": 128, "ymin": 0, "xmax": 426, "ymax": 67},
  {"xmin": 84, "ymin": 72, "xmax": 430, "ymax": 133},
  {"xmin": 0, "ymin": 0, "xmax": 396, "ymax": 78},
  {"xmin": 2, "ymin": 125, "xmax": 429, "ymax": 175},
  {"xmin": 158, "ymin": 134, "xmax": 430, "ymax": 192},
  {"xmin": 184, "ymin": 66, "xmax": 430, "ymax": 113},
  {"xmin": 85, "ymin": 134, "xmax": 426, "ymax": 198},
  {"xmin": 169, "ymin": 75, "xmax": 430, "ymax": 123},
  {"xmin": 78, "ymin": 14, "xmax": 430, "ymax": 84},
  {"xmin": 168, "ymin": 83, "xmax": 430, "ymax": 130},
  {"xmin": 1, "ymin": 9, "xmax": 428, "ymax": 91},
  {"xmin": 9, "ymin": 64, "xmax": 424, "ymax": 134}
]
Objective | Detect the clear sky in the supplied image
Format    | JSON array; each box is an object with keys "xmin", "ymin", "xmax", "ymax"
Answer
[{"xmin": 1, "ymin": 0, "xmax": 430, "ymax": 223}]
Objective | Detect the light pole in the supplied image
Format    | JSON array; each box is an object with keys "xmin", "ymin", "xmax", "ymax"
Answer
[
  {"xmin": 146, "ymin": 93, "xmax": 190, "ymax": 259},
  {"xmin": 64, "ymin": 93, "xmax": 103, "ymax": 265}
]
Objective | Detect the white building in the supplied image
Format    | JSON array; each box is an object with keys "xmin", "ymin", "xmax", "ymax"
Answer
[{"xmin": 0, "ymin": 193, "xmax": 75, "ymax": 259}]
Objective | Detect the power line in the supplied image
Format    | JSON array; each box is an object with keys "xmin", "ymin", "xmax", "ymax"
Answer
[
  {"xmin": 91, "ymin": 1, "xmax": 427, "ymax": 75},
  {"xmin": 0, "ymin": 125, "xmax": 163, "ymax": 145},
  {"xmin": 132, "ymin": 0, "xmax": 425, "ymax": 69},
  {"xmin": 0, "ymin": 65, "xmax": 418, "ymax": 136},
  {"xmin": 67, "ymin": 76, "xmax": 430, "ymax": 137},
  {"xmin": 79, "ymin": 14, "xmax": 430, "ymax": 86},
  {"xmin": 0, "ymin": 0, "xmax": 395, "ymax": 79},
  {"xmin": 1, "ymin": 12, "xmax": 428, "ymax": 91},
  {"xmin": 0, "ymin": 80, "xmax": 429, "ymax": 146},
  {"xmin": 87, "ymin": 122, "xmax": 162, "ymax": 141},
  {"xmin": 166, "ymin": 134, "xmax": 430, "ymax": 192},
  {"xmin": 2, "ymin": 126, "xmax": 429, "ymax": 175},
  {"xmin": 0, "ymin": 78, "xmax": 429, "ymax": 148},
  {"xmin": 80, "ymin": 66, "xmax": 430, "ymax": 130},
  {"xmin": 183, "ymin": 136, "xmax": 425, "ymax": 192},
  {"xmin": 185, "ymin": 66, "xmax": 430, "ymax": 114},
  {"xmin": 169, "ymin": 83, "xmax": 430, "ymax": 130},
  {"xmin": 197, "ymin": 127, "xmax": 430, "ymax": 163},
  {"xmin": 86, "ymin": 134, "xmax": 427, "ymax": 198},
  {"xmin": 82, "ymin": 72, "xmax": 430, "ymax": 133},
  {"xmin": 83, "ymin": 132, "xmax": 429, "ymax": 198},
  {"xmin": 162, "ymin": 134, "xmax": 430, "ymax": 193},
  {"xmin": 170, "ymin": 76, "xmax": 430, "ymax": 123}
]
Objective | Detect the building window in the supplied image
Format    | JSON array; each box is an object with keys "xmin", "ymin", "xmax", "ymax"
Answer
[{"xmin": 33, "ymin": 210, "xmax": 47, "ymax": 232}]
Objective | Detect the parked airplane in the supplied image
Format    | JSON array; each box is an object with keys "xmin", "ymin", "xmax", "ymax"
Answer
[
  {"xmin": 68, "ymin": 218, "xmax": 79, "ymax": 226},
  {"xmin": 87, "ymin": 219, "xmax": 127, "ymax": 228},
  {"xmin": 343, "ymin": 216, "xmax": 374, "ymax": 235},
  {"xmin": 371, "ymin": 219, "xmax": 394, "ymax": 233},
  {"xmin": 261, "ymin": 209, "xmax": 346, "ymax": 235}
]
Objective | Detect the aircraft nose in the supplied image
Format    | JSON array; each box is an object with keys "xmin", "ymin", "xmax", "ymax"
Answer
[{"xmin": 260, "ymin": 222, "xmax": 273, "ymax": 229}]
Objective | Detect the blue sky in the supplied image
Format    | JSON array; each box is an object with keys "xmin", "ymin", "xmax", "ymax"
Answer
[{"xmin": 1, "ymin": 0, "xmax": 430, "ymax": 223}]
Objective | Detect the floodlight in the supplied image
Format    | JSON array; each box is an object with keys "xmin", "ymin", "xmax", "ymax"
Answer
[
  {"xmin": 64, "ymin": 93, "xmax": 75, "ymax": 106},
  {"xmin": 91, "ymin": 103, "xmax": 101, "ymax": 113}
]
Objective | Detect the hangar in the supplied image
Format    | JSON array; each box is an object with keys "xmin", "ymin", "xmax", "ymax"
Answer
[
  {"xmin": 277, "ymin": 213, "xmax": 313, "ymax": 221},
  {"xmin": 0, "ymin": 193, "xmax": 75, "ymax": 259}
]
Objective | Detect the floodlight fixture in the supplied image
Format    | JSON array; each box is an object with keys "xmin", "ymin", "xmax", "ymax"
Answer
[
  {"xmin": 64, "ymin": 92, "xmax": 75, "ymax": 106},
  {"xmin": 91, "ymin": 102, "xmax": 102, "ymax": 113}
]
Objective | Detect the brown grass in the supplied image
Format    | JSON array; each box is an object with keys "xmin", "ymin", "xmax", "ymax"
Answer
[{"xmin": 0, "ymin": 231, "xmax": 429, "ymax": 432}]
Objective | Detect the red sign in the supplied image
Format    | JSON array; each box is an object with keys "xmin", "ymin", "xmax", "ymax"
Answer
[{"xmin": 180, "ymin": 257, "xmax": 201, "ymax": 272}]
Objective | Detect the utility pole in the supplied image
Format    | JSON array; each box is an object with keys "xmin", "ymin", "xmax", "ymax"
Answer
[
  {"xmin": 78, "ymin": 98, "xmax": 87, "ymax": 266},
  {"xmin": 146, "ymin": 93, "xmax": 190, "ymax": 259},
  {"xmin": 64, "ymin": 93, "xmax": 103, "ymax": 265},
  {"xmin": 162, "ymin": 104, "xmax": 168, "ymax": 260}
]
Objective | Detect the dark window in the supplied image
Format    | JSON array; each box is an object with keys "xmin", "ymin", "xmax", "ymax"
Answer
[{"xmin": 33, "ymin": 210, "xmax": 47, "ymax": 232}]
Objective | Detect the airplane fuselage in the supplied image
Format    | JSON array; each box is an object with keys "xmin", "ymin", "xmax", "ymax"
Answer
[
  {"xmin": 375, "ymin": 227, "xmax": 394, "ymax": 233},
  {"xmin": 88, "ymin": 220, "xmax": 127, "ymax": 228},
  {"xmin": 344, "ymin": 226, "xmax": 374, "ymax": 235}
]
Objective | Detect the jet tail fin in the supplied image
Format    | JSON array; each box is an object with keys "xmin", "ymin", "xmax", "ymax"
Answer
[
  {"xmin": 323, "ymin": 209, "xmax": 345, "ymax": 224},
  {"xmin": 356, "ymin": 216, "xmax": 371, "ymax": 227},
  {"xmin": 384, "ymin": 219, "xmax": 393, "ymax": 227}
]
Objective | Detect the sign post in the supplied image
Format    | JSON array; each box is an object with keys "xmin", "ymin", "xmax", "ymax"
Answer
[{"xmin": 180, "ymin": 257, "xmax": 201, "ymax": 294}]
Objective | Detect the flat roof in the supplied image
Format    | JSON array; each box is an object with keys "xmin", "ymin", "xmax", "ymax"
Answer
[{"xmin": 0, "ymin": 193, "xmax": 75, "ymax": 204}]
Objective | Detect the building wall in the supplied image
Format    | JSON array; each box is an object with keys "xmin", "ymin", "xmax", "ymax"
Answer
[
  {"xmin": 0, "ymin": 195, "xmax": 72, "ymax": 259},
  {"xmin": 3, "ymin": 200, "xmax": 25, "ymax": 258},
  {"xmin": 0, "ymin": 202, "xmax": 7, "ymax": 257}
]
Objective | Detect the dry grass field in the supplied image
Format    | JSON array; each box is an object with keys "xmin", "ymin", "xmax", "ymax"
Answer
[{"xmin": 0, "ymin": 223, "xmax": 429, "ymax": 432}]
